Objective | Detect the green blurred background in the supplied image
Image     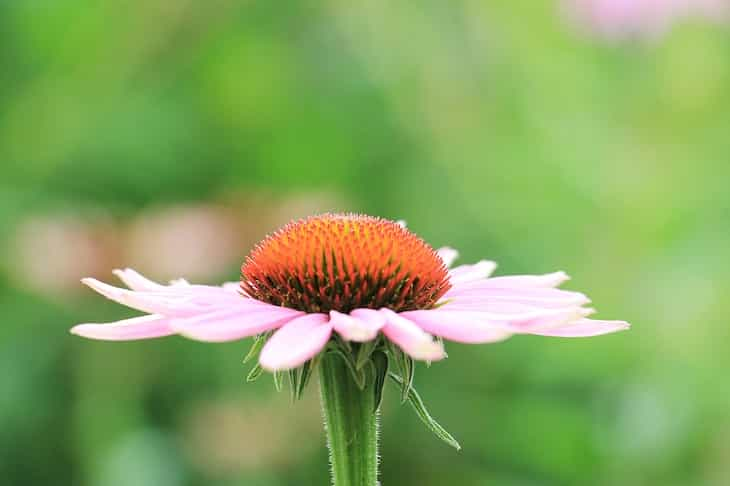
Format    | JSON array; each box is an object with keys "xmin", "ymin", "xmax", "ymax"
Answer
[{"xmin": 1, "ymin": 1, "xmax": 729, "ymax": 485}]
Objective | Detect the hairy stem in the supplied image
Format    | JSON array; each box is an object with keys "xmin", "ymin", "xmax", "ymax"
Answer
[{"xmin": 319, "ymin": 352, "xmax": 379, "ymax": 486}]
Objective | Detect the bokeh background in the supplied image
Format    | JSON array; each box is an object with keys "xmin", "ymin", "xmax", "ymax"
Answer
[{"xmin": 1, "ymin": 1, "xmax": 729, "ymax": 485}]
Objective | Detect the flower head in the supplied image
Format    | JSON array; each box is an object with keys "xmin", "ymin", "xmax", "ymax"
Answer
[
  {"xmin": 241, "ymin": 214, "xmax": 450, "ymax": 313},
  {"xmin": 72, "ymin": 213, "xmax": 629, "ymax": 373}
]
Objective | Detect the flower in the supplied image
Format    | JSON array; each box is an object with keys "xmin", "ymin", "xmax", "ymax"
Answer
[
  {"xmin": 563, "ymin": 0, "xmax": 730, "ymax": 42},
  {"xmin": 72, "ymin": 213, "xmax": 629, "ymax": 371}
]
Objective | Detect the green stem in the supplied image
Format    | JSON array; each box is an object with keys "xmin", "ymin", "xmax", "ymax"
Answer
[{"xmin": 319, "ymin": 352, "xmax": 379, "ymax": 486}]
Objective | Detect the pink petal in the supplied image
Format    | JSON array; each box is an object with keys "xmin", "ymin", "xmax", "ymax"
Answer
[
  {"xmin": 448, "ymin": 261, "xmax": 498, "ymax": 284},
  {"xmin": 433, "ymin": 301, "xmax": 594, "ymax": 332},
  {"xmin": 472, "ymin": 271, "xmax": 570, "ymax": 289},
  {"xmin": 178, "ymin": 286, "xmax": 248, "ymax": 303},
  {"xmin": 526, "ymin": 319, "xmax": 630, "ymax": 337},
  {"xmin": 440, "ymin": 299, "xmax": 574, "ymax": 313},
  {"xmin": 330, "ymin": 309, "xmax": 384, "ymax": 342},
  {"xmin": 82, "ymin": 278, "xmax": 205, "ymax": 316},
  {"xmin": 351, "ymin": 308, "xmax": 387, "ymax": 328},
  {"xmin": 172, "ymin": 305, "xmax": 303, "ymax": 342},
  {"xmin": 400, "ymin": 309, "xmax": 513, "ymax": 344},
  {"xmin": 505, "ymin": 308, "xmax": 595, "ymax": 332},
  {"xmin": 82, "ymin": 277, "xmax": 250, "ymax": 317},
  {"xmin": 259, "ymin": 314, "xmax": 332, "ymax": 371},
  {"xmin": 112, "ymin": 268, "xmax": 169, "ymax": 291},
  {"xmin": 445, "ymin": 286, "xmax": 590, "ymax": 306},
  {"xmin": 70, "ymin": 314, "xmax": 174, "ymax": 341},
  {"xmin": 110, "ymin": 269, "xmax": 245, "ymax": 299},
  {"xmin": 221, "ymin": 282, "xmax": 243, "ymax": 294},
  {"xmin": 442, "ymin": 296, "xmax": 587, "ymax": 310},
  {"xmin": 436, "ymin": 247, "xmax": 459, "ymax": 268},
  {"xmin": 380, "ymin": 309, "xmax": 446, "ymax": 361}
]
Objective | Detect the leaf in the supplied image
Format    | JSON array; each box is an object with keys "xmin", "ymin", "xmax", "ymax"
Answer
[
  {"xmin": 371, "ymin": 351, "xmax": 388, "ymax": 413},
  {"xmin": 246, "ymin": 363, "xmax": 264, "ymax": 382},
  {"xmin": 388, "ymin": 372, "xmax": 461, "ymax": 451}
]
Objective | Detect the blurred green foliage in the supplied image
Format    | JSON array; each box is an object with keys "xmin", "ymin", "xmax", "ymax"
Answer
[{"xmin": 1, "ymin": 1, "xmax": 729, "ymax": 485}]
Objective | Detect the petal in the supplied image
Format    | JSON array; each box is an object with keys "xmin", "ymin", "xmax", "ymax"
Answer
[
  {"xmin": 440, "ymin": 299, "xmax": 575, "ymax": 313},
  {"xmin": 330, "ymin": 309, "xmax": 384, "ymax": 342},
  {"xmin": 436, "ymin": 247, "xmax": 459, "ymax": 268},
  {"xmin": 222, "ymin": 282, "xmax": 243, "ymax": 293},
  {"xmin": 526, "ymin": 319, "xmax": 630, "ymax": 337},
  {"xmin": 400, "ymin": 309, "xmax": 513, "ymax": 344},
  {"xmin": 82, "ymin": 277, "xmax": 249, "ymax": 316},
  {"xmin": 380, "ymin": 308, "xmax": 445, "ymax": 361},
  {"xmin": 505, "ymin": 307, "xmax": 595, "ymax": 332},
  {"xmin": 473, "ymin": 271, "xmax": 570, "ymax": 289},
  {"xmin": 448, "ymin": 261, "xmax": 498, "ymax": 284},
  {"xmin": 433, "ymin": 301, "xmax": 594, "ymax": 332},
  {"xmin": 172, "ymin": 305, "xmax": 303, "ymax": 342},
  {"xmin": 444, "ymin": 286, "xmax": 591, "ymax": 306},
  {"xmin": 113, "ymin": 268, "xmax": 168, "ymax": 291},
  {"xmin": 350, "ymin": 308, "xmax": 387, "ymax": 329},
  {"xmin": 178, "ymin": 285, "xmax": 248, "ymax": 303},
  {"xmin": 259, "ymin": 314, "xmax": 332, "ymax": 371},
  {"xmin": 82, "ymin": 278, "xmax": 203, "ymax": 316},
  {"xmin": 70, "ymin": 314, "xmax": 174, "ymax": 341}
]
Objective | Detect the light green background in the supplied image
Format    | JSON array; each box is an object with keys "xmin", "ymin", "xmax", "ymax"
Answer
[{"xmin": 1, "ymin": 2, "xmax": 728, "ymax": 485}]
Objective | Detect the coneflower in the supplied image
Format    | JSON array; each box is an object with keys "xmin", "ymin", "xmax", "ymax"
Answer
[{"xmin": 73, "ymin": 213, "xmax": 629, "ymax": 485}]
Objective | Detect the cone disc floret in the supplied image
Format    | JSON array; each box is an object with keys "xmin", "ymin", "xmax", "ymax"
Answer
[{"xmin": 240, "ymin": 214, "xmax": 451, "ymax": 313}]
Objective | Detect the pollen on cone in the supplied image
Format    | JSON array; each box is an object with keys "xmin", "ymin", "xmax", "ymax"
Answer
[{"xmin": 240, "ymin": 214, "xmax": 451, "ymax": 313}]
